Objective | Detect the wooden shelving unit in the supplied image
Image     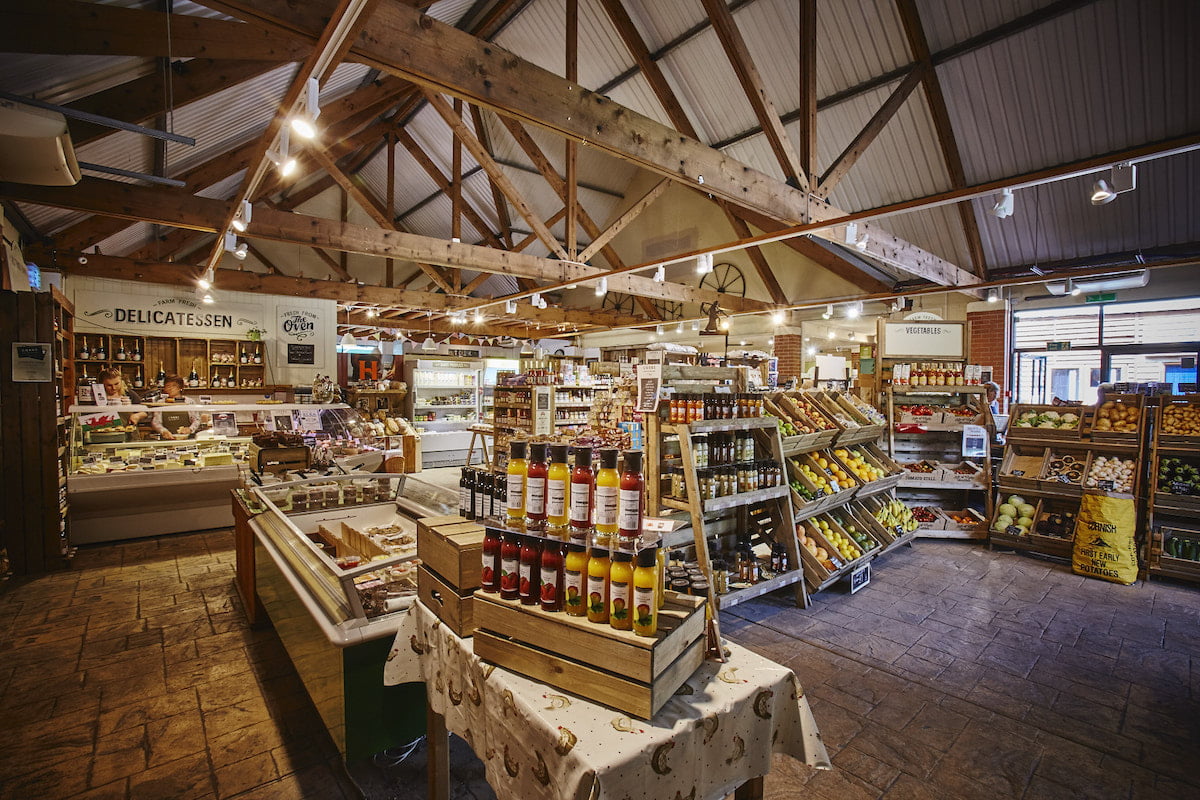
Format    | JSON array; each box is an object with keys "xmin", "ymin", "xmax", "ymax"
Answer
[
  {"xmin": 1146, "ymin": 395, "xmax": 1200, "ymax": 582},
  {"xmin": 72, "ymin": 334, "xmax": 270, "ymax": 391}
]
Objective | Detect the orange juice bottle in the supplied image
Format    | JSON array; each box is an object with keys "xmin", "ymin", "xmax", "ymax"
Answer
[
  {"xmin": 563, "ymin": 543, "xmax": 588, "ymax": 617},
  {"xmin": 586, "ymin": 547, "xmax": 610, "ymax": 624},
  {"xmin": 632, "ymin": 547, "xmax": 658, "ymax": 637},
  {"xmin": 609, "ymin": 551, "xmax": 634, "ymax": 631}
]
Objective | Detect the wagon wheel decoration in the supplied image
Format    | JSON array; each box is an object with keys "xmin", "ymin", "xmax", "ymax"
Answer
[
  {"xmin": 700, "ymin": 262, "xmax": 746, "ymax": 297},
  {"xmin": 652, "ymin": 298, "xmax": 685, "ymax": 319},
  {"xmin": 601, "ymin": 291, "xmax": 636, "ymax": 315}
]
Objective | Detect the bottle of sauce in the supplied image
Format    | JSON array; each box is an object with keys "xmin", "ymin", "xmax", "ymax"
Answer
[
  {"xmin": 593, "ymin": 449, "xmax": 620, "ymax": 547},
  {"xmin": 569, "ymin": 448, "xmax": 594, "ymax": 540},
  {"xmin": 474, "ymin": 470, "xmax": 488, "ymax": 521},
  {"xmin": 499, "ymin": 532, "xmax": 521, "ymax": 600},
  {"xmin": 563, "ymin": 543, "xmax": 588, "ymax": 616},
  {"xmin": 586, "ymin": 547, "xmax": 610, "ymax": 623},
  {"xmin": 617, "ymin": 450, "xmax": 645, "ymax": 548},
  {"xmin": 518, "ymin": 535, "xmax": 541, "ymax": 605},
  {"xmin": 481, "ymin": 526, "xmax": 501, "ymax": 593},
  {"xmin": 460, "ymin": 467, "xmax": 473, "ymax": 520},
  {"xmin": 609, "ymin": 551, "xmax": 634, "ymax": 631},
  {"xmin": 546, "ymin": 444, "xmax": 570, "ymax": 534},
  {"xmin": 539, "ymin": 540, "xmax": 564, "ymax": 612},
  {"xmin": 525, "ymin": 443, "xmax": 548, "ymax": 531},
  {"xmin": 632, "ymin": 547, "xmax": 659, "ymax": 637},
  {"xmin": 506, "ymin": 441, "xmax": 527, "ymax": 529}
]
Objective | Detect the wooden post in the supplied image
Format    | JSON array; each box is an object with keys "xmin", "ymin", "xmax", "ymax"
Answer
[{"xmin": 426, "ymin": 701, "xmax": 449, "ymax": 800}]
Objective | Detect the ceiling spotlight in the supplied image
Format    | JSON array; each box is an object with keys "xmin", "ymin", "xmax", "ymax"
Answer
[
  {"xmin": 845, "ymin": 301, "xmax": 862, "ymax": 319},
  {"xmin": 505, "ymin": 300, "xmax": 517, "ymax": 314},
  {"xmin": 987, "ymin": 289, "xmax": 1000, "ymax": 303},
  {"xmin": 771, "ymin": 310, "xmax": 785, "ymax": 325},
  {"xmin": 231, "ymin": 199, "xmax": 253, "ymax": 232},
  {"xmin": 822, "ymin": 303, "xmax": 833, "ymax": 320},
  {"xmin": 531, "ymin": 293, "xmax": 543, "ymax": 307},
  {"xmin": 990, "ymin": 187, "xmax": 1015, "ymax": 219},
  {"xmin": 595, "ymin": 277, "xmax": 608, "ymax": 296},
  {"xmin": 1066, "ymin": 278, "xmax": 1081, "ymax": 296},
  {"xmin": 676, "ymin": 321, "xmax": 684, "ymax": 334},
  {"xmin": 201, "ymin": 293, "xmax": 214, "ymax": 305},
  {"xmin": 844, "ymin": 222, "xmax": 858, "ymax": 245},
  {"xmin": 366, "ymin": 308, "xmax": 377, "ymax": 318},
  {"xmin": 653, "ymin": 264, "xmax": 665, "ymax": 282},
  {"xmin": 855, "ymin": 233, "xmax": 870, "ymax": 252},
  {"xmin": 827, "ymin": 329, "xmax": 836, "ymax": 340},
  {"xmin": 223, "ymin": 230, "xmax": 238, "ymax": 253},
  {"xmin": 450, "ymin": 311, "xmax": 467, "ymax": 325},
  {"xmin": 767, "ymin": 337, "xmax": 774, "ymax": 346},
  {"xmin": 696, "ymin": 253, "xmax": 714, "ymax": 275},
  {"xmin": 1091, "ymin": 164, "xmax": 1136, "ymax": 205},
  {"xmin": 197, "ymin": 267, "xmax": 214, "ymax": 291},
  {"xmin": 268, "ymin": 128, "xmax": 297, "ymax": 176},
  {"xmin": 691, "ymin": 320, "xmax": 701, "ymax": 332},
  {"xmin": 474, "ymin": 311, "xmax": 484, "ymax": 324},
  {"xmin": 807, "ymin": 346, "xmax": 816, "ymax": 356},
  {"xmin": 233, "ymin": 242, "xmax": 248, "ymax": 260},
  {"xmin": 719, "ymin": 317, "xmax": 730, "ymax": 330},
  {"xmin": 290, "ymin": 78, "xmax": 321, "ymax": 139},
  {"xmin": 848, "ymin": 332, "xmax": 856, "ymax": 341},
  {"xmin": 655, "ymin": 324, "xmax": 664, "ymax": 335}
]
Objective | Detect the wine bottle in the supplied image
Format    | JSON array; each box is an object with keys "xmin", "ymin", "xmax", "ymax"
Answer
[
  {"xmin": 187, "ymin": 359, "xmax": 200, "ymax": 388},
  {"xmin": 132, "ymin": 341, "xmax": 142, "ymax": 361},
  {"xmin": 116, "ymin": 339, "xmax": 127, "ymax": 361},
  {"xmin": 155, "ymin": 361, "xmax": 166, "ymax": 387},
  {"xmin": 240, "ymin": 348, "xmax": 248, "ymax": 364},
  {"xmin": 95, "ymin": 339, "xmax": 107, "ymax": 361},
  {"xmin": 78, "ymin": 336, "xmax": 90, "ymax": 361}
]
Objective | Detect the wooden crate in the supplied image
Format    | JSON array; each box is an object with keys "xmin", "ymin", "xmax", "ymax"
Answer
[
  {"xmin": 998, "ymin": 445, "xmax": 1049, "ymax": 492},
  {"xmin": 1157, "ymin": 396, "xmax": 1200, "ymax": 447},
  {"xmin": 1088, "ymin": 394, "xmax": 1144, "ymax": 445},
  {"xmin": 417, "ymin": 518, "xmax": 485, "ymax": 590},
  {"xmin": 846, "ymin": 500, "xmax": 896, "ymax": 546},
  {"xmin": 1037, "ymin": 449, "xmax": 1092, "ymax": 497},
  {"xmin": 472, "ymin": 590, "xmax": 706, "ymax": 719},
  {"xmin": 824, "ymin": 391, "xmax": 885, "ymax": 443},
  {"xmin": 1005, "ymin": 404, "xmax": 1084, "ymax": 443},
  {"xmin": 419, "ymin": 565, "xmax": 476, "ymax": 637}
]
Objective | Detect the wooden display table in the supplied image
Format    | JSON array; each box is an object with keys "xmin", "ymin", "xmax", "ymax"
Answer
[{"xmin": 385, "ymin": 601, "xmax": 830, "ymax": 800}]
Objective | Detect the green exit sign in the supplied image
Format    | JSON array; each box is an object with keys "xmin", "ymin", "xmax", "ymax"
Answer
[
  {"xmin": 1085, "ymin": 292, "xmax": 1116, "ymax": 303},
  {"xmin": 1047, "ymin": 341, "xmax": 1072, "ymax": 351}
]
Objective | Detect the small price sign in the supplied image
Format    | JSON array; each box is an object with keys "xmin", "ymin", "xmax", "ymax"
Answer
[
  {"xmin": 1006, "ymin": 525, "xmax": 1025, "ymax": 536},
  {"xmin": 849, "ymin": 563, "xmax": 871, "ymax": 594},
  {"xmin": 1098, "ymin": 480, "xmax": 1115, "ymax": 491},
  {"xmin": 1056, "ymin": 475, "xmax": 1073, "ymax": 484},
  {"xmin": 1011, "ymin": 469, "xmax": 1025, "ymax": 477}
]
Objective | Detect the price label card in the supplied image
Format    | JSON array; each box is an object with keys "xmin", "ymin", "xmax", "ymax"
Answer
[
  {"xmin": 642, "ymin": 516, "xmax": 683, "ymax": 534},
  {"xmin": 894, "ymin": 524, "xmax": 904, "ymax": 535},
  {"xmin": 1057, "ymin": 475, "xmax": 1073, "ymax": 484},
  {"xmin": 1170, "ymin": 481, "xmax": 1193, "ymax": 496},
  {"xmin": 849, "ymin": 563, "xmax": 871, "ymax": 594},
  {"xmin": 1098, "ymin": 480, "xmax": 1115, "ymax": 491},
  {"xmin": 1011, "ymin": 469, "xmax": 1025, "ymax": 477},
  {"xmin": 1006, "ymin": 525, "xmax": 1025, "ymax": 536}
]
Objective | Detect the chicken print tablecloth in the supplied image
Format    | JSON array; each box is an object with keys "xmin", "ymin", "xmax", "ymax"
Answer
[{"xmin": 384, "ymin": 601, "xmax": 829, "ymax": 800}]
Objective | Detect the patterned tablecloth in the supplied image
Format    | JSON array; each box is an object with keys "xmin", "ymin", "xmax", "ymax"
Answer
[{"xmin": 384, "ymin": 602, "xmax": 830, "ymax": 800}]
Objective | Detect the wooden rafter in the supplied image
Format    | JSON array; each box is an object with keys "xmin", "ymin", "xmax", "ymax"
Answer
[
  {"xmin": 469, "ymin": 105, "xmax": 514, "ymax": 248},
  {"xmin": 421, "ymin": 89, "xmax": 570, "ymax": 261},
  {"xmin": 817, "ymin": 65, "xmax": 926, "ymax": 197},
  {"xmin": 719, "ymin": 205, "xmax": 787, "ymax": 305},
  {"xmin": 577, "ymin": 179, "xmax": 669, "ymax": 265},
  {"xmin": 243, "ymin": 242, "xmax": 285, "ymax": 275},
  {"xmin": 798, "ymin": 0, "xmax": 817, "ymax": 182},
  {"xmin": 895, "ymin": 0, "xmax": 987, "ymax": 277},
  {"xmin": 565, "ymin": 0, "xmax": 579, "ymax": 259},
  {"xmin": 700, "ymin": 0, "xmax": 808, "ymax": 190}
]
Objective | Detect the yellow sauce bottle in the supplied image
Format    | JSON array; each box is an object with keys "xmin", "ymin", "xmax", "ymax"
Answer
[
  {"xmin": 546, "ymin": 444, "xmax": 571, "ymax": 533},
  {"xmin": 563, "ymin": 542, "xmax": 588, "ymax": 617},
  {"xmin": 505, "ymin": 440, "xmax": 527, "ymax": 530},
  {"xmin": 586, "ymin": 547, "xmax": 610, "ymax": 624},
  {"xmin": 632, "ymin": 547, "xmax": 659, "ymax": 637},
  {"xmin": 609, "ymin": 551, "xmax": 634, "ymax": 631},
  {"xmin": 593, "ymin": 448, "xmax": 620, "ymax": 548}
]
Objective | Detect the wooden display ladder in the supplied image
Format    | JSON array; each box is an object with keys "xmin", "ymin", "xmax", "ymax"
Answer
[{"xmin": 648, "ymin": 414, "xmax": 808, "ymax": 616}]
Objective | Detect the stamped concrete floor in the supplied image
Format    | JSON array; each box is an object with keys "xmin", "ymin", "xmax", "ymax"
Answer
[{"xmin": 1, "ymin": 532, "xmax": 1197, "ymax": 799}]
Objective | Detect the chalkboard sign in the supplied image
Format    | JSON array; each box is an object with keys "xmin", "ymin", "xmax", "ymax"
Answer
[{"xmin": 288, "ymin": 343, "xmax": 315, "ymax": 365}]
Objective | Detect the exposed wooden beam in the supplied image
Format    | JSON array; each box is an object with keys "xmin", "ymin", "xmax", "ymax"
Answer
[
  {"xmin": 565, "ymin": 0, "xmax": 579, "ymax": 259},
  {"xmin": 701, "ymin": 0, "xmax": 808, "ymax": 190},
  {"xmin": 3, "ymin": 0, "xmax": 310, "ymax": 60},
  {"xmin": 309, "ymin": 244, "xmax": 355, "ymax": 281},
  {"xmin": 719, "ymin": 206, "xmax": 787, "ymax": 305},
  {"xmin": 469, "ymin": 106, "xmax": 514, "ymax": 248},
  {"xmin": 817, "ymin": 65, "xmax": 926, "ymax": 197},
  {"xmin": 896, "ymin": 0, "xmax": 987, "ymax": 276},
  {"xmin": 422, "ymin": 89, "xmax": 570, "ymax": 261},
  {"xmin": 385, "ymin": 132, "xmax": 395, "ymax": 287},
  {"xmin": 577, "ymin": 179, "xmax": 669, "ymax": 264},
  {"xmin": 798, "ymin": 0, "xmax": 818, "ymax": 184},
  {"xmin": 243, "ymin": 242, "xmax": 285, "ymax": 275}
]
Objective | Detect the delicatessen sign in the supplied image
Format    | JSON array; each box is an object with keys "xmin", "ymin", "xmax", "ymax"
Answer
[{"xmin": 76, "ymin": 293, "xmax": 265, "ymax": 337}]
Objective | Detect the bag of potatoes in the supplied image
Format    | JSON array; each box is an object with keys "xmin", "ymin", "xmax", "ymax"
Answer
[{"xmin": 1072, "ymin": 489, "xmax": 1139, "ymax": 584}]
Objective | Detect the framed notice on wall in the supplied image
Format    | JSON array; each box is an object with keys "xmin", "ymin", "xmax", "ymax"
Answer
[
  {"xmin": 287, "ymin": 343, "xmax": 315, "ymax": 365},
  {"xmin": 878, "ymin": 321, "xmax": 966, "ymax": 360},
  {"xmin": 12, "ymin": 342, "xmax": 52, "ymax": 382}
]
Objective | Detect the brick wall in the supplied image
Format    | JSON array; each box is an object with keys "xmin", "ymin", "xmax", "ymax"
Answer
[
  {"xmin": 774, "ymin": 333, "xmax": 802, "ymax": 382},
  {"xmin": 967, "ymin": 307, "xmax": 1010, "ymax": 410}
]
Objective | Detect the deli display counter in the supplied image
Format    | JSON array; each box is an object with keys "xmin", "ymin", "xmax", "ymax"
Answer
[{"xmin": 245, "ymin": 473, "xmax": 457, "ymax": 760}]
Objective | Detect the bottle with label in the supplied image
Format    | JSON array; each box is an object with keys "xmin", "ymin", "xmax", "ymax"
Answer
[
  {"xmin": 155, "ymin": 361, "xmax": 165, "ymax": 387},
  {"xmin": 95, "ymin": 338, "xmax": 107, "ymax": 361},
  {"xmin": 132, "ymin": 341, "xmax": 141, "ymax": 362},
  {"xmin": 518, "ymin": 536, "xmax": 541, "ymax": 605},
  {"xmin": 474, "ymin": 470, "xmax": 487, "ymax": 521},
  {"xmin": 493, "ymin": 474, "xmax": 506, "ymax": 520},
  {"xmin": 546, "ymin": 444, "xmax": 570, "ymax": 534},
  {"xmin": 632, "ymin": 547, "xmax": 658, "ymax": 637},
  {"xmin": 562, "ymin": 543, "xmax": 588, "ymax": 616},
  {"xmin": 240, "ymin": 348, "xmax": 249, "ymax": 364},
  {"xmin": 187, "ymin": 362, "xmax": 200, "ymax": 388},
  {"xmin": 115, "ymin": 339, "xmax": 127, "ymax": 361},
  {"xmin": 78, "ymin": 337, "xmax": 90, "ymax": 361},
  {"xmin": 608, "ymin": 551, "xmax": 634, "ymax": 631},
  {"xmin": 586, "ymin": 547, "xmax": 610, "ymax": 623},
  {"xmin": 460, "ymin": 468, "xmax": 473, "ymax": 519},
  {"xmin": 617, "ymin": 450, "xmax": 644, "ymax": 548},
  {"xmin": 593, "ymin": 449, "xmax": 620, "ymax": 547},
  {"xmin": 525, "ymin": 443, "xmax": 548, "ymax": 531},
  {"xmin": 506, "ymin": 441, "xmax": 528, "ymax": 529},
  {"xmin": 539, "ymin": 540, "xmax": 564, "ymax": 612},
  {"xmin": 569, "ymin": 447, "xmax": 594, "ymax": 539},
  {"xmin": 499, "ymin": 532, "xmax": 521, "ymax": 600},
  {"xmin": 481, "ymin": 526, "xmax": 501, "ymax": 593}
]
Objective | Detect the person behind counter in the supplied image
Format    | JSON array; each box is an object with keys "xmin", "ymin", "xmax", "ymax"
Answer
[
  {"xmin": 984, "ymin": 381, "xmax": 1001, "ymax": 415},
  {"xmin": 99, "ymin": 369, "xmax": 148, "ymax": 425},
  {"xmin": 151, "ymin": 375, "xmax": 207, "ymax": 440}
]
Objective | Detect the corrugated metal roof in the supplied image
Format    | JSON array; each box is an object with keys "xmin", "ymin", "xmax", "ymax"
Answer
[
  {"xmin": 0, "ymin": 54, "xmax": 149, "ymax": 104},
  {"xmin": 917, "ymin": 0, "xmax": 1054, "ymax": 54}
]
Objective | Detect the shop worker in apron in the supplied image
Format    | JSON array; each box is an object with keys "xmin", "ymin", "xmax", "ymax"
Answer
[{"xmin": 152, "ymin": 375, "xmax": 207, "ymax": 439}]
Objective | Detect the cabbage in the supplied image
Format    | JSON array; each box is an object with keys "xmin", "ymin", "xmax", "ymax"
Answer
[
  {"xmin": 1017, "ymin": 516, "xmax": 1034, "ymax": 528},
  {"xmin": 999, "ymin": 503, "xmax": 1017, "ymax": 517},
  {"xmin": 1018, "ymin": 503, "xmax": 1035, "ymax": 518},
  {"xmin": 1008, "ymin": 495, "xmax": 1026, "ymax": 507}
]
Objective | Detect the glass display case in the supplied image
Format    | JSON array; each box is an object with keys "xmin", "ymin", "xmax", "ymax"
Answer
[{"xmin": 245, "ymin": 473, "xmax": 457, "ymax": 759}]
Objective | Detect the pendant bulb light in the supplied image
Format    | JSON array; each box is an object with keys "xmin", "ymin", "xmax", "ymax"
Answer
[{"xmin": 339, "ymin": 331, "xmax": 356, "ymax": 349}]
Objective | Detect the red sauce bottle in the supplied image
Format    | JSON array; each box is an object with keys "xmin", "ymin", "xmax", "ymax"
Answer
[
  {"xmin": 525, "ymin": 442, "xmax": 548, "ymax": 531},
  {"xmin": 499, "ymin": 532, "xmax": 521, "ymax": 600},
  {"xmin": 481, "ymin": 526, "xmax": 501, "ymax": 593},
  {"xmin": 617, "ymin": 450, "xmax": 645, "ymax": 547},
  {"xmin": 569, "ymin": 447, "xmax": 594, "ymax": 538},
  {"xmin": 518, "ymin": 535, "xmax": 542, "ymax": 605},
  {"xmin": 539, "ymin": 539, "xmax": 564, "ymax": 612}
]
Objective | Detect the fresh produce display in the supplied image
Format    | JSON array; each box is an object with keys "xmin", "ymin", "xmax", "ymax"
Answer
[
  {"xmin": 903, "ymin": 461, "xmax": 936, "ymax": 473},
  {"xmin": 944, "ymin": 405, "xmax": 980, "ymax": 419},
  {"xmin": 829, "ymin": 512, "xmax": 879, "ymax": 554},
  {"xmin": 1085, "ymin": 456, "xmax": 1136, "ymax": 492},
  {"xmin": 897, "ymin": 404, "xmax": 939, "ymax": 417},
  {"xmin": 1012, "ymin": 409, "xmax": 1081, "ymax": 430},
  {"xmin": 1161, "ymin": 403, "xmax": 1200, "ymax": 437},
  {"xmin": 1035, "ymin": 508, "xmax": 1076, "ymax": 540},
  {"xmin": 842, "ymin": 395, "xmax": 886, "ymax": 425},
  {"xmin": 991, "ymin": 494, "xmax": 1036, "ymax": 534},
  {"xmin": 912, "ymin": 507, "xmax": 940, "ymax": 524},
  {"xmin": 788, "ymin": 395, "xmax": 837, "ymax": 430},
  {"xmin": 834, "ymin": 447, "xmax": 885, "ymax": 482},
  {"xmin": 1158, "ymin": 457, "xmax": 1200, "ymax": 496},
  {"xmin": 1164, "ymin": 535, "xmax": 1200, "ymax": 562},
  {"xmin": 872, "ymin": 498, "xmax": 918, "ymax": 533},
  {"xmin": 771, "ymin": 413, "xmax": 817, "ymax": 437},
  {"xmin": 797, "ymin": 527, "xmax": 843, "ymax": 572},
  {"xmin": 791, "ymin": 457, "xmax": 848, "ymax": 494},
  {"xmin": 820, "ymin": 525, "xmax": 863, "ymax": 561},
  {"xmin": 1092, "ymin": 400, "xmax": 1140, "ymax": 433},
  {"xmin": 1041, "ymin": 453, "xmax": 1086, "ymax": 485},
  {"xmin": 944, "ymin": 511, "xmax": 982, "ymax": 525}
]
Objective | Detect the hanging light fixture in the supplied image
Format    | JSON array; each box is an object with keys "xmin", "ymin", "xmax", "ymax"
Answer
[
  {"xmin": 339, "ymin": 305, "xmax": 355, "ymax": 349},
  {"xmin": 231, "ymin": 200, "xmax": 253, "ymax": 232},
  {"xmin": 653, "ymin": 264, "xmax": 665, "ymax": 282},
  {"xmin": 990, "ymin": 188, "xmax": 1015, "ymax": 219},
  {"xmin": 987, "ymin": 289, "xmax": 1000, "ymax": 303},
  {"xmin": 520, "ymin": 338, "xmax": 534, "ymax": 355},
  {"xmin": 268, "ymin": 128, "xmax": 298, "ymax": 177},
  {"xmin": 290, "ymin": 78, "xmax": 321, "ymax": 139},
  {"xmin": 595, "ymin": 277, "xmax": 608, "ymax": 296},
  {"xmin": 822, "ymin": 304, "xmax": 833, "ymax": 320},
  {"xmin": 421, "ymin": 312, "xmax": 438, "ymax": 351},
  {"xmin": 197, "ymin": 267, "xmax": 214, "ymax": 291}
]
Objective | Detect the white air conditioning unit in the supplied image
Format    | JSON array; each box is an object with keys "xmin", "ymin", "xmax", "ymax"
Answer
[{"xmin": 0, "ymin": 99, "xmax": 81, "ymax": 186}]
